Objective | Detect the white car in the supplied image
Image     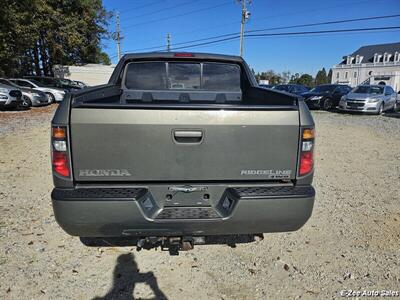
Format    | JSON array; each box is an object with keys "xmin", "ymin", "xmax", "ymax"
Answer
[
  {"xmin": 10, "ymin": 78, "xmax": 65, "ymax": 103},
  {"xmin": 339, "ymin": 85, "xmax": 397, "ymax": 115},
  {"xmin": 0, "ymin": 83, "xmax": 23, "ymax": 109}
]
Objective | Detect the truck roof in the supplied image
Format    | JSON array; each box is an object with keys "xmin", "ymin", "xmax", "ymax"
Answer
[
  {"xmin": 109, "ymin": 52, "xmax": 247, "ymax": 85},
  {"xmin": 121, "ymin": 52, "xmax": 244, "ymax": 62}
]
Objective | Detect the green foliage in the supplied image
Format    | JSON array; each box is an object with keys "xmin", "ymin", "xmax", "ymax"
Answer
[
  {"xmin": 327, "ymin": 68, "xmax": 333, "ymax": 83},
  {"xmin": 255, "ymin": 70, "xmax": 284, "ymax": 84},
  {"xmin": 0, "ymin": 0, "xmax": 111, "ymax": 77},
  {"xmin": 315, "ymin": 67, "xmax": 328, "ymax": 86},
  {"xmin": 289, "ymin": 73, "xmax": 314, "ymax": 87}
]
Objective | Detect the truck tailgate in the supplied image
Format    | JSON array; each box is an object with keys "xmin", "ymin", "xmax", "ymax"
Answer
[{"xmin": 70, "ymin": 108, "xmax": 299, "ymax": 181}]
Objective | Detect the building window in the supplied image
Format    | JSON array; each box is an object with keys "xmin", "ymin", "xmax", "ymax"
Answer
[
  {"xmin": 354, "ymin": 72, "xmax": 357, "ymax": 78},
  {"xmin": 336, "ymin": 72, "xmax": 339, "ymax": 79},
  {"xmin": 345, "ymin": 72, "xmax": 348, "ymax": 79}
]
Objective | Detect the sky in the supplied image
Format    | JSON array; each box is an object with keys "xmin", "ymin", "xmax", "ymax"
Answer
[{"xmin": 102, "ymin": 0, "xmax": 400, "ymax": 76}]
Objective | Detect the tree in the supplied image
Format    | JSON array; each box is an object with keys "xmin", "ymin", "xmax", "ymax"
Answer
[
  {"xmin": 290, "ymin": 73, "xmax": 314, "ymax": 87},
  {"xmin": 255, "ymin": 70, "xmax": 284, "ymax": 84},
  {"xmin": 297, "ymin": 74, "xmax": 314, "ymax": 87},
  {"xmin": 327, "ymin": 68, "xmax": 333, "ymax": 83},
  {"xmin": 0, "ymin": 0, "xmax": 111, "ymax": 77},
  {"xmin": 315, "ymin": 68, "xmax": 328, "ymax": 85},
  {"xmin": 97, "ymin": 51, "xmax": 112, "ymax": 65}
]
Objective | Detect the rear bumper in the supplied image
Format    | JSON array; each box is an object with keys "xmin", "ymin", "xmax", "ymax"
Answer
[{"xmin": 51, "ymin": 185, "xmax": 315, "ymax": 237}]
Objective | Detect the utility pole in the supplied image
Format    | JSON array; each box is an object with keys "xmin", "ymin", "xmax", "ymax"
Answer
[
  {"xmin": 239, "ymin": 0, "xmax": 251, "ymax": 57},
  {"xmin": 112, "ymin": 12, "xmax": 123, "ymax": 60},
  {"xmin": 167, "ymin": 33, "xmax": 171, "ymax": 52}
]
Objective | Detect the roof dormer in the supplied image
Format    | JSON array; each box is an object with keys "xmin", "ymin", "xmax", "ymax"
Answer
[
  {"xmin": 346, "ymin": 55, "xmax": 353, "ymax": 65},
  {"xmin": 395, "ymin": 51, "xmax": 400, "ymax": 62},
  {"xmin": 373, "ymin": 53, "xmax": 382, "ymax": 63},
  {"xmin": 355, "ymin": 55, "xmax": 363, "ymax": 64},
  {"xmin": 383, "ymin": 52, "xmax": 392, "ymax": 63}
]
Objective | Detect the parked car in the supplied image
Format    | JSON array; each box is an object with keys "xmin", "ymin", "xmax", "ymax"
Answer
[
  {"xmin": 24, "ymin": 76, "xmax": 82, "ymax": 92},
  {"xmin": 273, "ymin": 84, "xmax": 309, "ymax": 96},
  {"xmin": 302, "ymin": 84, "xmax": 352, "ymax": 110},
  {"xmin": 339, "ymin": 85, "xmax": 397, "ymax": 115},
  {"xmin": 71, "ymin": 80, "xmax": 87, "ymax": 88},
  {"xmin": 0, "ymin": 83, "xmax": 23, "ymax": 109},
  {"xmin": 0, "ymin": 78, "xmax": 49, "ymax": 107},
  {"xmin": 51, "ymin": 52, "xmax": 315, "ymax": 252},
  {"xmin": 395, "ymin": 91, "xmax": 400, "ymax": 112},
  {"xmin": 258, "ymin": 84, "xmax": 274, "ymax": 89},
  {"xmin": 10, "ymin": 78, "xmax": 65, "ymax": 103}
]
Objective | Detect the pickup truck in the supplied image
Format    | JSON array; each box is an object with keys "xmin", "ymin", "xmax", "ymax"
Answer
[{"xmin": 51, "ymin": 52, "xmax": 315, "ymax": 251}]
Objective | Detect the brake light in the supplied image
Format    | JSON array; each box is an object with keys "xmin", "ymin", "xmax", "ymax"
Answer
[
  {"xmin": 51, "ymin": 126, "xmax": 70, "ymax": 177},
  {"xmin": 52, "ymin": 152, "xmax": 70, "ymax": 177},
  {"xmin": 299, "ymin": 128, "xmax": 315, "ymax": 176},
  {"xmin": 174, "ymin": 53, "xmax": 194, "ymax": 57}
]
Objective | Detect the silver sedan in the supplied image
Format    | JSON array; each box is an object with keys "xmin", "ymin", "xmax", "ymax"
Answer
[{"xmin": 339, "ymin": 85, "xmax": 397, "ymax": 115}]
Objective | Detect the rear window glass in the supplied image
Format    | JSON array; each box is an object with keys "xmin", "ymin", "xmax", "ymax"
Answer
[
  {"xmin": 169, "ymin": 63, "xmax": 201, "ymax": 90},
  {"xmin": 202, "ymin": 63, "xmax": 240, "ymax": 91},
  {"xmin": 124, "ymin": 62, "xmax": 240, "ymax": 91},
  {"xmin": 125, "ymin": 62, "xmax": 167, "ymax": 90}
]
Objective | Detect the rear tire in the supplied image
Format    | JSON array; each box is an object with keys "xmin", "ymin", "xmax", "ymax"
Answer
[
  {"xmin": 22, "ymin": 95, "xmax": 32, "ymax": 108},
  {"xmin": 46, "ymin": 93, "xmax": 56, "ymax": 103},
  {"xmin": 395, "ymin": 102, "xmax": 399, "ymax": 113},
  {"xmin": 323, "ymin": 98, "xmax": 333, "ymax": 111},
  {"xmin": 376, "ymin": 103, "xmax": 384, "ymax": 115}
]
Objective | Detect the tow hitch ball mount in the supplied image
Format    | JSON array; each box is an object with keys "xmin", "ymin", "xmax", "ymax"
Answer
[
  {"xmin": 136, "ymin": 236, "xmax": 205, "ymax": 255},
  {"xmin": 136, "ymin": 234, "xmax": 264, "ymax": 255}
]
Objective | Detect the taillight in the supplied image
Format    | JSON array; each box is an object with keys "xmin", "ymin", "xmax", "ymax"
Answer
[
  {"xmin": 52, "ymin": 152, "xmax": 70, "ymax": 177},
  {"xmin": 51, "ymin": 126, "xmax": 70, "ymax": 177},
  {"xmin": 299, "ymin": 128, "xmax": 315, "ymax": 176}
]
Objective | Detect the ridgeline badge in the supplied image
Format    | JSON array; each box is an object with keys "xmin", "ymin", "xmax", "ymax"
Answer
[{"xmin": 240, "ymin": 169, "xmax": 292, "ymax": 179}]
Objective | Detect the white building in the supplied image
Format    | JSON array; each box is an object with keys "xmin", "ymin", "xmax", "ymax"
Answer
[
  {"xmin": 53, "ymin": 64, "xmax": 116, "ymax": 86},
  {"xmin": 331, "ymin": 42, "xmax": 400, "ymax": 91}
]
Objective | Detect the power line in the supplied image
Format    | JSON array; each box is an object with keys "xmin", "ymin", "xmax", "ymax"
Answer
[
  {"xmin": 115, "ymin": 0, "xmax": 387, "ymax": 52},
  {"xmin": 122, "ymin": 1, "xmax": 233, "ymax": 30},
  {"xmin": 246, "ymin": 13, "xmax": 400, "ymax": 34},
  {"xmin": 146, "ymin": 0, "xmax": 386, "ymax": 39},
  {"xmin": 119, "ymin": 1, "xmax": 163, "ymax": 15},
  {"xmin": 169, "ymin": 26, "xmax": 400, "ymax": 51},
  {"xmin": 245, "ymin": 26, "xmax": 400, "ymax": 38},
  {"xmin": 112, "ymin": 14, "xmax": 400, "ymax": 55},
  {"xmin": 120, "ymin": 0, "xmax": 195, "ymax": 21}
]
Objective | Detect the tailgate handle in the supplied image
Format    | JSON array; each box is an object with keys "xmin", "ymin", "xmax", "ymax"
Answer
[{"xmin": 173, "ymin": 130, "xmax": 203, "ymax": 144}]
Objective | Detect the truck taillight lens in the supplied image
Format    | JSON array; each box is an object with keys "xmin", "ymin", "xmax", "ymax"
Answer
[
  {"xmin": 51, "ymin": 126, "xmax": 70, "ymax": 177},
  {"xmin": 52, "ymin": 152, "xmax": 70, "ymax": 177},
  {"xmin": 299, "ymin": 128, "xmax": 315, "ymax": 176}
]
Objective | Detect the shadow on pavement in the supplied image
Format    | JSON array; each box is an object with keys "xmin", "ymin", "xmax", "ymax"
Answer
[
  {"xmin": 383, "ymin": 112, "xmax": 400, "ymax": 119},
  {"xmin": 92, "ymin": 253, "xmax": 167, "ymax": 300}
]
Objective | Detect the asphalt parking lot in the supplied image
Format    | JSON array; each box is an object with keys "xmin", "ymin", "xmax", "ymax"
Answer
[{"xmin": 0, "ymin": 106, "xmax": 399, "ymax": 299}]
